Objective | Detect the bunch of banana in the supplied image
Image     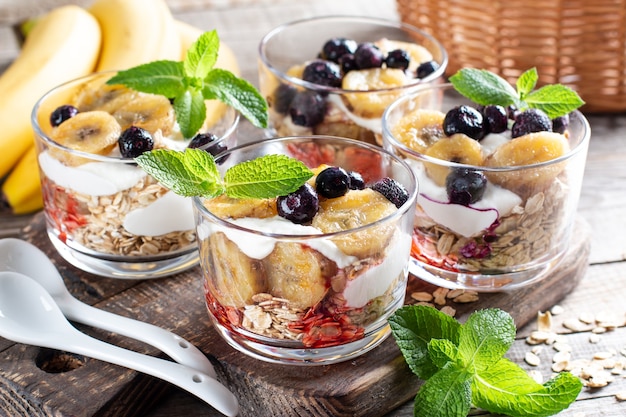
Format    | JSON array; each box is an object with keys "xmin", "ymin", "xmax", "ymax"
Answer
[
  {"xmin": 0, "ymin": 5, "xmax": 101, "ymax": 214},
  {"xmin": 1, "ymin": 0, "xmax": 241, "ymax": 215}
]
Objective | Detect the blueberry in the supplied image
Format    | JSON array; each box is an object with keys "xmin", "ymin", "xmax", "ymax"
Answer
[
  {"xmin": 321, "ymin": 38, "xmax": 358, "ymax": 63},
  {"xmin": 415, "ymin": 60, "xmax": 440, "ymax": 79},
  {"xmin": 443, "ymin": 105, "xmax": 486, "ymax": 140},
  {"xmin": 369, "ymin": 177, "xmax": 409, "ymax": 208},
  {"xmin": 445, "ymin": 168, "xmax": 487, "ymax": 206},
  {"xmin": 50, "ymin": 105, "xmax": 78, "ymax": 127},
  {"xmin": 347, "ymin": 170, "xmax": 365, "ymax": 190},
  {"xmin": 385, "ymin": 49, "xmax": 410, "ymax": 71},
  {"xmin": 272, "ymin": 83, "xmax": 297, "ymax": 114},
  {"xmin": 552, "ymin": 113, "xmax": 570, "ymax": 134},
  {"xmin": 354, "ymin": 42, "xmax": 384, "ymax": 69},
  {"xmin": 118, "ymin": 126, "xmax": 154, "ymax": 158},
  {"xmin": 188, "ymin": 132, "xmax": 227, "ymax": 158},
  {"xmin": 482, "ymin": 105, "xmax": 508, "ymax": 134},
  {"xmin": 289, "ymin": 91, "xmax": 327, "ymax": 127},
  {"xmin": 507, "ymin": 105, "xmax": 521, "ymax": 121},
  {"xmin": 315, "ymin": 166, "xmax": 351, "ymax": 198},
  {"xmin": 339, "ymin": 53, "xmax": 358, "ymax": 74},
  {"xmin": 511, "ymin": 108, "xmax": 552, "ymax": 138},
  {"xmin": 277, "ymin": 182, "xmax": 319, "ymax": 224},
  {"xmin": 302, "ymin": 59, "xmax": 342, "ymax": 88}
]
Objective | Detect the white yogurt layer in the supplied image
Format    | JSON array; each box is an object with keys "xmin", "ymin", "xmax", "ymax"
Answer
[
  {"xmin": 342, "ymin": 231, "xmax": 411, "ymax": 308},
  {"xmin": 407, "ymin": 159, "xmax": 522, "ymax": 237},
  {"xmin": 123, "ymin": 191, "xmax": 195, "ymax": 236},
  {"xmin": 38, "ymin": 150, "xmax": 147, "ymax": 196}
]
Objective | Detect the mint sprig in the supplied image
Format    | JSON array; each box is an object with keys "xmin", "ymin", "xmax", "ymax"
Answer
[
  {"xmin": 389, "ymin": 306, "xmax": 582, "ymax": 417},
  {"xmin": 106, "ymin": 30, "xmax": 268, "ymax": 138},
  {"xmin": 135, "ymin": 148, "xmax": 313, "ymax": 199},
  {"xmin": 449, "ymin": 67, "xmax": 585, "ymax": 119}
]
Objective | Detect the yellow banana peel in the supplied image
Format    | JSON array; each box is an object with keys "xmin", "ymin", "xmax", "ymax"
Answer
[
  {"xmin": 1, "ymin": 145, "xmax": 42, "ymax": 214},
  {"xmin": 90, "ymin": 0, "xmax": 181, "ymax": 71},
  {"xmin": 0, "ymin": 5, "xmax": 101, "ymax": 179}
]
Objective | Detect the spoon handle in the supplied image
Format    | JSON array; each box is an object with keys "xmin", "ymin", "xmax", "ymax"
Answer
[
  {"xmin": 59, "ymin": 298, "xmax": 216, "ymax": 378},
  {"xmin": 54, "ymin": 326, "xmax": 238, "ymax": 417}
]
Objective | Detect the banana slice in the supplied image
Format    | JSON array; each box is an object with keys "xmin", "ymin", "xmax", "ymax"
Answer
[
  {"xmin": 50, "ymin": 110, "xmax": 121, "ymax": 166},
  {"xmin": 265, "ymin": 242, "xmax": 330, "ymax": 310},
  {"xmin": 374, "ymin": 39, "xmax": 434, "ymax": 73},
  {"xmin": 204, "ymin": 195, "xmax": 278, "ymax": 220},
  {"xmin": 112, "ymin": 93, "xmax": 175, "ymax": 136},
  {"xmin": 342, "ymin": 68, "xmax": 409, "ymax": 117},
  {"xmin": 205, "ymin": 231, "xmax": 267, "ymax": 308},
  {"xmin": 391, "ymin": 108, "xmax": 446, "ymax": 153},
  {"xmin": 312, "ymin": 188, "xmax": 397, "ymax": 258},
  {"xmin": 424, "ymin": 133, "xmax": 484, "ymax": 186},
  {"xmin": 73, "ymin": 80, "xmax": 139, "ymax": 114},
  {"xmin": 485, "ymin": 131, "xmax": 570, "ymax": 193}
]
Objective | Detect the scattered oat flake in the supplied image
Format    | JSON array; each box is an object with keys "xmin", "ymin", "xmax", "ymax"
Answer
[
  {"xmin": 410, "ymin": 292, "xmax": 433, "ymax": 302},
  {"xmin": 589, "ymin": 334, "xmax": 601, "ymax": 344},
  {"xmin": 553, "ymin": 341, "xmax": 572, "ymax": 352},
  {"xmin": 537, "ymin": 311, "xmax": 552, "ymax": 332},
  {"xmin": 528, "ymin": 369, "xmax": 544, "ymax": 384},
  {"xmin": 594, "ymin": 351, "xmax": 614, "ymax": 360},
  {"xmin": 453, "ymin": 292, "xmax": 479, "ymax": 303},
  {"xmin": 616, "ymin": 392, "xmax": 626, "ymax": 401},
  {"xmin": 432, "ymin": 287, "xmax": 449, "ymax": 305},
  {"xmin": 550, "ymin": 305, "xmax": 564, "ymax": 315},
  {"xmin": 525, "ymin": 352, "xmax": 541, "ymax": 366},
  {"xmin": 563, "ymin": 318, "xmax": 586, "ymax": 331},
  {"xmin": 446, "ymin": 289, "xmax": 465, "ymax": 299},
  {"xmin": 553, "ymin": 351, "xmax": 571, "ymax": 363},
  {"xmin": 552, "ymin": 361, "xmax": 569, "ymax": 373},
  {"xmin": 440, "ymin": 305, "xmax": 456, "ymax": 317},
  {"xmin": 578, "ymin": 312, "xmax": 595, "ymax": 324}
]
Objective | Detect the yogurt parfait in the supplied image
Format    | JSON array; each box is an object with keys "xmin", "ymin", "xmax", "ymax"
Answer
[
  {"xmin": 258, "ymin": 16, "xmax": 447, "ymax": 144},
  {"xmin": 383, "ymin": 72, "xmax": 589, "ymax": 290},
  {"xmin": 158, "ymin": 136, "xmax": 418, "ymax": 365},
  {"xmin": 32, "ymin": 71, "xmax": 240, "ymax": 278}
]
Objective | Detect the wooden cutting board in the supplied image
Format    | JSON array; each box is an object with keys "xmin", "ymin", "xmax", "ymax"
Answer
[{"xmin": 0, "ymin": 213, "xmax": 590, "ymax": 417}]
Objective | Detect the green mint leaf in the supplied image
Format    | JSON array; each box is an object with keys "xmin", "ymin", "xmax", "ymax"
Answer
[
  {"xmin": 524, "ymin": 84, "xmax": 586, "ymax": 119},
  {"xmin": 414, "ymin": 366, "xmax": 472, "ymax": 417},
  {"xmin": 457, "ymin": 308, "xmax": 515, "ymax": 373},
  {"xmin": 203, "ymin": 68, "xmax": 269, "ymax": 129},
  {"xmin": 135, "ymin": 149, "xmax": 224, "ymax": 198},
  {"xmin": 184, "ymin": 30, "xmax": 219, "ymax": 79},
  {"xmin": 388, "ymin": 305, "xmax": 461, "ymax": 379},
  {"xmin": 449, "ymin": 68, "xmax": 520, "ymax": 107},
  {"xmin": 472, "ymin": 358, "xmax": 582, "ymax": 417},
  {"xmin": 223, "ymin": 154, "xmax": 313, "ymax": 199},
  {"xmin": 106, "ymin": 60, "xmax": 186, "ymax": 98},
  {"xmin": 516, "ymin": 67, "xmax": 538, "ymax": 99},
  {"xmin": 428, "ymin": 338, "xmax": 459, "ymax": 369},
  {"xmin": 174, "ymin": 89, "xmax": 207, "ymax": 139}
]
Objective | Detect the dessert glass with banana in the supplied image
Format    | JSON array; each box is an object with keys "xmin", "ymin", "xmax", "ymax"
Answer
[
  {"xmin": 258, "ymin": 16, "xmax": 447, "ymax": 144},
  {"xmin": 192, "ymin": 136, "xmax": 417, "ymax": 365},
  {"xmin": 382, "ymin": 79, "xmax": 590, "ymax": 291},
  {"xmin": 32, "ymin": 72, "xmax": 239, "ymax": 278}
]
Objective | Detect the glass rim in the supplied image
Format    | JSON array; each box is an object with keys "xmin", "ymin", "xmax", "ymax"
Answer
[
  {"xmin": 381, "ymin": 83, "xmax": 591, "ymax": 172},
  {"xmin": 31, "ymin": 71, "xmax": 240, "ymax": 164},
  {"xmin": 257, "ymin": 14, "xmax": 449, "ymax": 94},
  {"xmin": 193, "ymin": 135, "xmax": 418, "ymax": 240}
]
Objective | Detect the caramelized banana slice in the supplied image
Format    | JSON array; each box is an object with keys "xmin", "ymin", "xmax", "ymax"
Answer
[
  {"xmin": 205, "ymin": 231, "xmax": 267, "ymax": 308},
  {"xmin": 112, "ymin": 94, "xmax": 175, "ymax": 136},
  {"xmin": 265, "ymin": 242, "xmax": 331, "ymax": 310},
  {"xmin": 391, "ymin": 109, "xmax": 446, "ymax": 153},
  {"xmin": 204, "ymin": 195, "xmax": 278, "ymax": 219},
  {"xmin": 342, "ymin": 68, "xmax": 410, "ymax": 117},
  {"xmin": 50, "ymin": 110, "xmax": 121, "ymax": 166},
  {"xmin": 485, "ymin": 131, "xmax": 570, "ymax": 193},
  {"xmin": 312, "ymin": 188, "xmax": 397, "ymax": 258},
  {"xmin": 73, "ymin": 80, "xmax": 139, "ymax": 114},
  {"xmin": 424, "ymin": 133, "xmax": 484, "ymax": 186}
]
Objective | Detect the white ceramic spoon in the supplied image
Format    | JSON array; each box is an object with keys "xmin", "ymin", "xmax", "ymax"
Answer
[
  {"xmin": 0, "ymin": 271, "xmax": 239, "ymax": 417},
  {"xmin": 0, "ymin": 238, "xmax": 215, "ymax": 378}
]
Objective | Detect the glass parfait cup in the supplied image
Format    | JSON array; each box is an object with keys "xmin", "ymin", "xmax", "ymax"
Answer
[
  {"xmin": 32, "ymin": 71, "xmax": 239, "ymax": 279},
  {"xmin": 258, "ymin": 16, "xmax": 447, "ymax": 144},
  {"xmin": 382, "ymin": 84, "xmax": 590, "ymax": 291},
  {"xmin": 193, "ymin": 136, "xmax": 418, "ymax": 365}
]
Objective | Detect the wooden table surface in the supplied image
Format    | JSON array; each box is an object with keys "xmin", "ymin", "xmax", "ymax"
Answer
[{"xmin": 1, "ymin": 1, "xmax": 626, "ymax": 416}]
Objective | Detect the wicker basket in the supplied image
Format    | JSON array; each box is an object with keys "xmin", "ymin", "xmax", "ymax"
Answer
[{"xmin": 397, "ymin": 0, "xmax": 626, "ymax": 113}]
